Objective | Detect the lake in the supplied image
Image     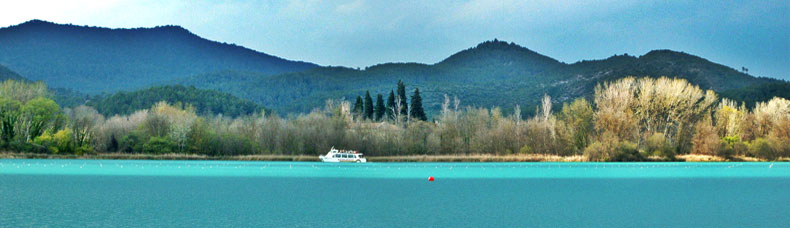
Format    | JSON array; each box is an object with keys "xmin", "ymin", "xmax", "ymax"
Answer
[{"xmin": 1, "ymin": 159, "xmax": 788, "ymax": 227}]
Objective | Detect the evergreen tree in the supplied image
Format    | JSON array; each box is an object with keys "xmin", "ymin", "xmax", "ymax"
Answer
[
  {"xmin": 375, "ymin": 94, "xmax": 385, "ymax": 121},
  {"xmin": 397, "ymin": 80, "xmax": 408, "ymax": 116},
  {"xmin": 410, "ymin": 88, "xmax": 427, "ymax": 121},
  {"xmin": 352, "ymin": 96, "xmax": 363, "ymax": 118},
  {"xmin": 364, "ymin": 91, "xmax": 374, "ymax": 120},
  {"xmin": 386, "ymin": 90, "xmax": 395, "ymax": 120},
  {"xmin": 109, "ymin": 134, "xmax": 119, "ymax": 152}
]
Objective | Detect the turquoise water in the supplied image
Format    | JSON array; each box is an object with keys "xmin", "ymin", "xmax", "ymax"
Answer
[{"xmin": 1, "ymin": 159, "xmax": 788, "ymax": 227}]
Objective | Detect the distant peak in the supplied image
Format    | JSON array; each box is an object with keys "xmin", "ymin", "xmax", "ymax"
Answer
[
  {"xmin": 13, "ymin": 19, "xmax": 59, "ymax": 28},
  {"xmin": 152, "ymin": 25, "xmax": 188, "ymax": 31},
  {"xmin": 8, "ymin": 20, "xmax": 190, "ymax": 34},
  {"xmin": 474, "ymin": 39, "xmax": 525, "ymax": 50},
  {"xmin": 645, "ymin": 49, "xmax": 680, "ymax": 54},
  {"xmin": 22, "ymin": 19, "xmax": 52, "ymax": 24},
  {"xmin": 642, "ymin": 49, "xmax": 696, "ymax": 58},
  {"xmin": 437, "ymin": 39, "xmax": 562, "ymax": 68},
  {"xmin": 639, "ymin": 49, "xmax": 711, "ymax": 63}
]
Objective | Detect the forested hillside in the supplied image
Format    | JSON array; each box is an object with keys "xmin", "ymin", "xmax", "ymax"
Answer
[
  {"xmin": 721, "ymin": 82, "xmax": 790, "ymax": 108},
  {"xmin": 87, "ymin": 85, "xmax": 263, "ymax": 117},
  {"xmin": 0, "ymin": 64, "xmax": 25, "ymax": 81},
  {"xmin": 178, "ymin": 40, "xmax": 783, "ymax": 116},
  {"xmin": 0, "ymin": 20, "xmax": 318, "ymax": 93},
  {"xmin": 0, "ymin": 19, "xmax": 784, "ymax": 117}
]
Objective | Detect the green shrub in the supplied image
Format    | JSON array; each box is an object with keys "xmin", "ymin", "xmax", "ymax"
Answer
[
  {"xmin": 8, "ymin": 141, "xmax": 33, "ymax": 153},
  {"xmin": 732, "ymin": 141, "xmax": 749, "ymax": 156},
  {"xmin": 142, "ymin": 137, "xmax": 176, "ymax": 154},
  {"xmin": 120, "ymin": 131, "xmax": 146, "ymax": 153},
  {"xmin": 53, "ymin": 129, "xmax": 73, "ymax": 154},
  {"xmin": 519, "ymin": 145, "xmax": 533, "ymax": 154},
  {"xmin": 720, "ymin": 136, "xmax": 750, "ymax": 156},
  {"xmin": 584, "ymin": 142, "xmax": 609, "ymax": 161},
  {"xmin": 716, "ymin": 141, "xmax": 735, "ymax": 158},
  {"xmin": 768, "ymin": 136, "xmax": 790, "ymax": 159},
  {"xmin": 74, "ymin": 145, "xmax": 94, "ymax": 156},
  {"xmin": 750, "ymin": 138, "xmax": 778, "ymax": 160},
  {"xmin": 645, "ymin": 133, "xmax": 675, "ymax": 159},
  {"xmin": 32, "ymin": 131, "xmax": 58, "ymax": 154},
  {"xmin": 610, "ymin": 141, "xmax": 645, "ymax": 161}
]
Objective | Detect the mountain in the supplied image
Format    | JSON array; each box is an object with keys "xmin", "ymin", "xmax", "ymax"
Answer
[
  {"xmin": 0, "ymin": 64, "xmax": 25, "ymax": 81},
  {"xmin": 177, "ymin": 40, "xmax": 784, "ymax": 115},
  {"xmin": 0, "ymin": 19, "xmax": 782, "ymax": 116},
  {"xmin": 0, "ymin": 20, "xmax": 318, "ymax": 93},
  {"xmin": 87, "ymin": 85, "xmax": 264, "ymax": 117}
]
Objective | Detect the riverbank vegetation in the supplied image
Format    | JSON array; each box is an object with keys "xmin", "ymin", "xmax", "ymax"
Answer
[{"xmin": 0, "ymin": 77, "xmax": 787, "ymax": 161}]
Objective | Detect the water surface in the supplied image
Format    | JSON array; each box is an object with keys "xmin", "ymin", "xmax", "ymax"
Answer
[{"xmin": 1, "ymin": 160, "xmax": 788, "ymax": 227}]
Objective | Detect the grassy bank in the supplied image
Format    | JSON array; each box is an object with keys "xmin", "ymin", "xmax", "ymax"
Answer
[{"xmin": 2, "ymin": 152, "xmax": 785, "ymax": 162}]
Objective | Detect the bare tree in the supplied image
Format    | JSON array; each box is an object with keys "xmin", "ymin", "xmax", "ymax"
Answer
[{"xmin": 392, "ymin": 96, "xmax": 403, "ymax": 125}]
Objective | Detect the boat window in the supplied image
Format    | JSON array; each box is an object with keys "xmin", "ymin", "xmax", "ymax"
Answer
[
  {"xmin": 341, "ymin": 154, "xmax": 347, "ymax": 158},
  {"xmin": 333, "ymin": 154, "xmax": 339, "ymax": 158}
]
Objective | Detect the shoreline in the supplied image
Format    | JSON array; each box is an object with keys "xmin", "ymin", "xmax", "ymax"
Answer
[{"xmin": 1, "ymin": 152, "xmax": 784, "ymax": 162}]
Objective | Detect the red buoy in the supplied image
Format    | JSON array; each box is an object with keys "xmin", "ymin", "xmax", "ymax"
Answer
[{"xmin": 428, "ymin": 176, "xmax": 435, "ymax": 181}]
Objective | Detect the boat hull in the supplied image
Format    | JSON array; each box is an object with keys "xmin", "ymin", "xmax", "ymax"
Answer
[{"xmin": 319, "ymin": 156, "xmax": 367, "ymax": 163}]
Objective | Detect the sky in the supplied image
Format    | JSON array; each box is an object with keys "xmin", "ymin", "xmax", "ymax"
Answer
[{"xmin": 1, "ymin": 0, "xmax": 788, "ymax": 80}]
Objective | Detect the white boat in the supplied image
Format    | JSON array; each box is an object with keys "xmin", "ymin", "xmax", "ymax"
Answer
[{"xmin": 319, "ymin": 147, "xmax": 367, "ymax": 163}]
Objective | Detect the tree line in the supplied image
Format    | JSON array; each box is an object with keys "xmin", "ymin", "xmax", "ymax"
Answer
[
  {"xmin": 0, "ymin": 77, "xmax": 787, "ymax": 160},
  {"xmin": 88, "ymin": 85, "xmax": 263, "ymax": 117},
  {"xmin": 351, "ymin": 80, "xmax": 426, "ymax": 122}
]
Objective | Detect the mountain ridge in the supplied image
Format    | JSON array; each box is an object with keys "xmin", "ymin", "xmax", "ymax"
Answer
[
  {"xmin": 0, "ymin": 20, "xmax": 319, "ymax": 93},
  {"xmin": 177, "ymin": 40, "xmax": 784, "ymax": 115},
  {"xmin": 0, "ymin": 64, "xmax": 25, "ymax": 81},
  {"xmin": 0, "ymin": 20, "xmax": 784, "ymax": 116}
]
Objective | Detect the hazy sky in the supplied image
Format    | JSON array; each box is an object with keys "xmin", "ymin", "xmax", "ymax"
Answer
[{"xmin": 1, "ymin": 0, "xmax": 788, "ymax": 79}]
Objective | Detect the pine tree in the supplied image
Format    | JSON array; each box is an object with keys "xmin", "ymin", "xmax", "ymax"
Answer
[
  {"xmin": 410, "ymin": 88, "xmax": 427, "ymax": 121},
  {"xmin": 397, "ymin": 80, "xmax": 408, "ymax": 116},
  {"xmin": 364, "ymin": 91, "xmax": 374, "ymax": 120},
  {"xmin": 109, "ymin": 134, "xmax": 119, "ymax": 152},
  {"xmin": 386, "ymin": 90, "xmax": 395, "ymax": 120},
  {"xmin": 352, "ymin": 96, "xmax": 363, "ymax": 118},
  {"xmin": 375, "ymin": 94, "xmax": 385, "ymax": 121}
]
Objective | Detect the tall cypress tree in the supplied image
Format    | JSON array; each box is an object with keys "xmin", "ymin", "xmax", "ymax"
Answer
[
  {"xmin": 397, "ymin": 80, "xmax": 408, "ymax": 116},
  {"xmin": 410, "ymin": 88, "xmax": 427, "ymax": 121},
  {"xmin": 109, "ymin": 134, "xmax": 119, "ymax": 152},
  {"xmin": 352, "ymin": 96, "xmax": 363, "ymax": 118},
  {"xmin": 386, "ymin": 90, "xmax": 395, "ymax": 120},
  {"xmin": 364, "ymin": 91, "xmax": 374, "ymax": 120},
  {"xmin": 375, "ymin": 94, "xmax": 385, "ymax": 121}
]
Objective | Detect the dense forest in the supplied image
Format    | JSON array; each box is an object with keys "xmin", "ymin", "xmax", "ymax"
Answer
[
  {"xmin": 87, "ymin": 85, "xmax": 263, "ymax": 117},
  {"xmin": 177, "ymin": 41, "xmax": 785, "ymax": 116},
  {"xmin": 721, "ymin": 82, "xmax": 790, "ymax": 108},
  {"xmin": 1, "ymin": 20, "xmax": 784, "ymax": 117},
  {"xmin": 0, "ymin": 20, "xmax": 317, "ymax": 93},
  {"xmin": 1, "ymin": 78, "xmax": 787, "ymax": 161}
]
